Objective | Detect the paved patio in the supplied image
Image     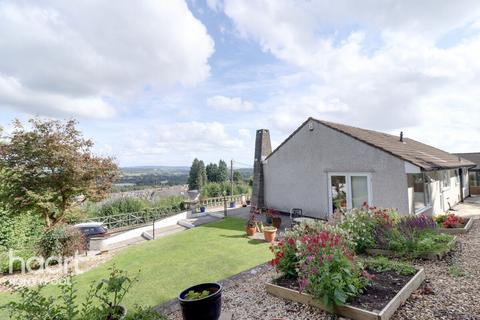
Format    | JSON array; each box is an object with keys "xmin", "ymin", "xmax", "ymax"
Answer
[{"xmin": 453, "ymin": 196, "xmax": 480, "ymax": 219}]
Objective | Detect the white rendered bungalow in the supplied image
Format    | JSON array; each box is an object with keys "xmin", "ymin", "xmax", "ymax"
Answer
[{"xmin": 251, "ymin": 117, "xmax": 475, "ymax": 219}]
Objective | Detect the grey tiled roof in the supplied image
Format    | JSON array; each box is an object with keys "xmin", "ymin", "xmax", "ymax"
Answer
[
  {"xmin": 314, "ymin": 118, "xmax": 475, "ymax": 171},
  {"xmin": 266, "ymin": 117, "xmax": 475, "ymax": 171},
  {"xmin": 453, "ymin": 153, "xmax": 480, "ymax": 170}
]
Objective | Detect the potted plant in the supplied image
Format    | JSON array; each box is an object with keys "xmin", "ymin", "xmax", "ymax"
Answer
[
  {"xmin": 178, "ymin": 283, "xmax": 222, "ymax": 320},
  {"xmin": 246, "ymin": 211, "xmax": 257, "ymax": 236},
  {"xmin": 263, "ymin": 226, "xmax": 277, "ymax": 243},
  {"xmin": 268, "ymin": 208, "xmax": 282, "ymax": 229}
]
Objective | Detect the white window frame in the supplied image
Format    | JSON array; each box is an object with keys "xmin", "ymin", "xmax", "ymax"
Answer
[
  {"xmin": 327, "ymin": 172, "xmax": 373, "ymax": 215},
  {"xmin": 408, "ymin": 172, "xmax": 431, "ymax": 214}
]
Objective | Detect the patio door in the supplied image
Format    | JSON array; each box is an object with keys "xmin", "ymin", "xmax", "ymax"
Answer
[{"xmin": 328, "ymin": 173, "xmax": 372, "ymax": 214}]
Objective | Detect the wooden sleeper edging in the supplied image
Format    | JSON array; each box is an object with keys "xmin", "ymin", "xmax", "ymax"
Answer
[{"xmin": 265, "ymin": 268, "xmax": 426, "ymax": 320}]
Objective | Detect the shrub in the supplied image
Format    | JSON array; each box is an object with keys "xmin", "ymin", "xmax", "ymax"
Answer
[
  {"xmin": 1, "ymin": 266, "xmax": 164, "ymax": 320},
  {"xmin": 37, "ymin": 224, "xmax": 85, "ymax": 258},
  {"xmin": 271, "ymin": 221, "xmax": 352, "ymax": 278},
  {"xmin": 271, "ymin": 221, "xmax": 369, "ymax": 307},
  {"xmin": 96, "ymin": 197, "xmax": 149, "ymax": 217},
  {"xmin": 340, "ymin": 206, "xmax": 398, "ymax": 253},
  {"xmin": 296, "ymin": 231, "xmax": 369, "ymax": 307},
  {"xmin": 201, "ymin": 182, "xmax": 251, "ymax": 198},
  {"xmin": 363, "ymin": 256, "xmax": 416, "ymax": 276},
  {"xmin": 0, "ymin": 211, "xmax": 43, "ymax": 272},
  {"xmin": 151, "ymin": 196, "xmax": 185, "ymax": 211}
]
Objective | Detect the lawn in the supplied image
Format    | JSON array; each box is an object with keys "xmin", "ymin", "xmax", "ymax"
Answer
[{"xmin": 0, "ymin": 217, "xmax": 272, "ymax": 317}]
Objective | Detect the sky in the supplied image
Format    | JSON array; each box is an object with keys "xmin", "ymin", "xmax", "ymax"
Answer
[{"xmin": 1, "ymin": 0, "xmax": 480, "ymax": 167}]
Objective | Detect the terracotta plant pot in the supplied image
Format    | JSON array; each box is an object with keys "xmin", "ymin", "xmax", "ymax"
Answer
[
  {"xmin": 246, "ymin": 226, "xmax": 256, "ymax": 236},
  {"xmin": 272, "ymin": 217, "xmax": 282, "ymax": 229},
  {"xmin": 263, "ymin": 227, "xmax": 277, "ymax": 243}
]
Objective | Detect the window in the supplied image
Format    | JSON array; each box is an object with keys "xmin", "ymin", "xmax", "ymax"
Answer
[
  {"xmin": 407, "ymin": 173, "xmax": 430, "ymax": 213},
  {"xmin": 329, "ymin": 173, "xmax": 371, "ymax": 213},
  {"xmin": 470, "ymin": 171, "xmax": 480, "ymax": 187},
  {"xmin": 442, "ymin": 170, "xmax": 451, "ymax": 190}
]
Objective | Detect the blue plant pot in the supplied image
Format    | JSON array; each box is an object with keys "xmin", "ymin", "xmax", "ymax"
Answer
[
  {"xmin": 200, "ymin": 206, "xmax": 206, "ymax": 213},
  {"xmin": 229, "ymin": 202, "xmax": 236, "ymax": 208}
]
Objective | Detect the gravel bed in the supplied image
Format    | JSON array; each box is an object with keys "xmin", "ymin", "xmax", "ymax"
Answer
[{"xmin": 166, "ymin": 220, "xmax": 480, "ymax": 320}]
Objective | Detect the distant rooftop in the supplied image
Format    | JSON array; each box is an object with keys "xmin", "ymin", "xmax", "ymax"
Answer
[{"xmin": 454, "ymin": 152, "xmax": 480, "ymax": 170}]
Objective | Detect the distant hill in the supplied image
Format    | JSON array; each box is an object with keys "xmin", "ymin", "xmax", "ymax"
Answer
[{"xmin": 115, "ymin": 165, "xmax": 253, "ymax": 191}]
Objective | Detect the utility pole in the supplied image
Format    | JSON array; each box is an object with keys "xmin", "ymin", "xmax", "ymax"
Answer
[{"xmin": 230, "ymin": 159, "xmax": 234, "ymax": 198}]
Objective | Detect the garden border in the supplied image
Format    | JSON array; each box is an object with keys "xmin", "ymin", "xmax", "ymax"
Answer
[
  {"xmin": 436, "ymin": 217, "xmax": 473, "ymax": 234},
  {"xmin": 265, "ymin": 268, "xmax": 425, "ymax": 320},
  {"xmin": 365, "ymin": 236, "xmax": 457, "ymax": 260}
]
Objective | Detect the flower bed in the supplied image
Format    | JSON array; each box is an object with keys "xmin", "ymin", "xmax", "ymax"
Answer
[
  {"xmin": 434, "ymin": 213, "xmax": 473, "ymax": 234},
  {"xmin": 266, "ymin": 267, "xmax": 425, "ymax": 320},
  {"xmin": 267, "ymin": 222, "xmax": 424, "ymax": 319},
  {"xmin": 340, "ymin": 206, "xmax": 456, "ymax": 259}
]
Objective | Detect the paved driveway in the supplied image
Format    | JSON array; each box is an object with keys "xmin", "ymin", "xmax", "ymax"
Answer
[{"xmin": 453, "ymin": 195, "xmax": 480, "ymax": 218}]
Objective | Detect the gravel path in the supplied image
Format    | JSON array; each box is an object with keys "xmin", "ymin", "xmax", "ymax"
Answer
[{"xmin": 167, "ymin": 220, "xmax": 480, "ymax": 320}]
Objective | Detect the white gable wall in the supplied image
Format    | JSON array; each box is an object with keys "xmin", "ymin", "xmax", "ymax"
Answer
[{"xmin": 263, "ymin": 119, "xmax": 409, "ymax": 219}]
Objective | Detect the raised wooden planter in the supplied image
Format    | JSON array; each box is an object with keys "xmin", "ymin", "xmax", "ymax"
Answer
[
  {"xmin": 436, "ymin": 218, "xmax": 473, "ymax": 234},
  {"xmin": 266, "ymin": 268, "xmax": 425, "ymax": 320},
  {"xmin": 366, "ymin": 236, "xmax": 457, "ymax": 260}
]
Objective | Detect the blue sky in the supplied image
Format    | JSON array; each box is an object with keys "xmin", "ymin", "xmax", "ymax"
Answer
[{"xmin": 1, "ymin": 0, "xmax": 480, "ymax": 167}]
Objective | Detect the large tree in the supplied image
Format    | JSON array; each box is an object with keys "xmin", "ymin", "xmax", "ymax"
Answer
[
  {"xmin": 188, "ymin": 158, "xmax": 204, "ymax": 190},
  {"xmin": 218, "ymin": 160, "xmax": 229, "ymax": 182},
  {"xmin": 0, "ymin": 119, "xmax": 118, "ymax": 228},
  {"xmin": 206, "ymin": 163, "xmax": 219, "ymax": 182}
]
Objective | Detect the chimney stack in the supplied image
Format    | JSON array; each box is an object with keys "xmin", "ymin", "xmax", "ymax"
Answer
[{"xmin": 251, "ymin": 129, "xmax": 272, "ymax": 209}]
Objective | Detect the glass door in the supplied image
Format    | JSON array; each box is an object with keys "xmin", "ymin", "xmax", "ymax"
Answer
[
  {"xmin": 331, "ymin": 175, "xmax": 347, "ymax": 213},
  {"xmin": 329, "ymin": 173, "xmax": 371, "ymax": 214}
]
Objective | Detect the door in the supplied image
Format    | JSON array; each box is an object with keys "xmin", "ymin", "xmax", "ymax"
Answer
[{"xmin": 328, "ymin": 173, "xmax": 372, "ymax": 214}]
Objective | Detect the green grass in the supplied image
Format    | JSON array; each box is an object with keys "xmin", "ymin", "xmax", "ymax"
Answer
[{"xmin": 0, "ymin": 217, "xmax": 271, "ymax": 317}]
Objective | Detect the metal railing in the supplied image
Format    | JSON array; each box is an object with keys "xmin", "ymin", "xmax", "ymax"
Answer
[{"xmin": 81, "ymin": 206, "xmax": 184, "ymax": 231}]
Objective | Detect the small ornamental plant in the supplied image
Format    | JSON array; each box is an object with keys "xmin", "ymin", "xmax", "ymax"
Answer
[
  {"xmin": 184, "ymin": 289, "xmax": 211, "ymax": 300},
  {"xmin": 435, "ymin": 213, "xmax": 464, "ymax": 228}
]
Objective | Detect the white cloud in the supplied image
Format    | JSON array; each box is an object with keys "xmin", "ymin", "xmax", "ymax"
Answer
[
  {"xmin": 0, "ymin": 0, "xmax": 214, "ymax": 118},
  {"xmin": 220, "ymin": 0, "xmax": 480, "ymax": 154},
  {"xmin": 112, "ymin": 121, "xmax": 245, "ymax": 165},
  {"xmin": 0, "ymin": 75, "xmax": 115, "ymax": 119},
  {"xmin": 207, "ymin": 95, "xmax": 253, "ymax": 111}
]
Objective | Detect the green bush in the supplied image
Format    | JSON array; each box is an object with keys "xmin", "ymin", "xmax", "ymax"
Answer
[
  {"xmin": 1, "ymin": 266, "xmax": 165, "ymax": 320},
  {"xmin": 201, "ymin": 182, "xmax": 251, "ymax": 198},
  {"xmin": 37, "ymin": 224, "xmax": 86, "ymax": 258},
  {"xmin": 151, "ymin": 196, "xmax": 185, "ymax": 211},
  {"xmin": 97, "ymin": 198, "xmax": 149, "ymax": 217},
  {"xmin": 363, "ymin": 256, "xmax": 417, "ymax": 276},
  {"xmin": 0, "ymin": 211, "xmax": 43, "ymax": 273}
]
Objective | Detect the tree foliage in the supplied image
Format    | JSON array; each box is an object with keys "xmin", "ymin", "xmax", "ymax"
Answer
[
  {"xmin": 0, "ymin": 118, "xmax": 118, "ymax": 227},
  {"xmin": 218, "ymin": 159, "xmax": 229, "ymax": 182},
  {"xmin": 187, "ymin": 158, "xmax": 207, "ymax": 190}
]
